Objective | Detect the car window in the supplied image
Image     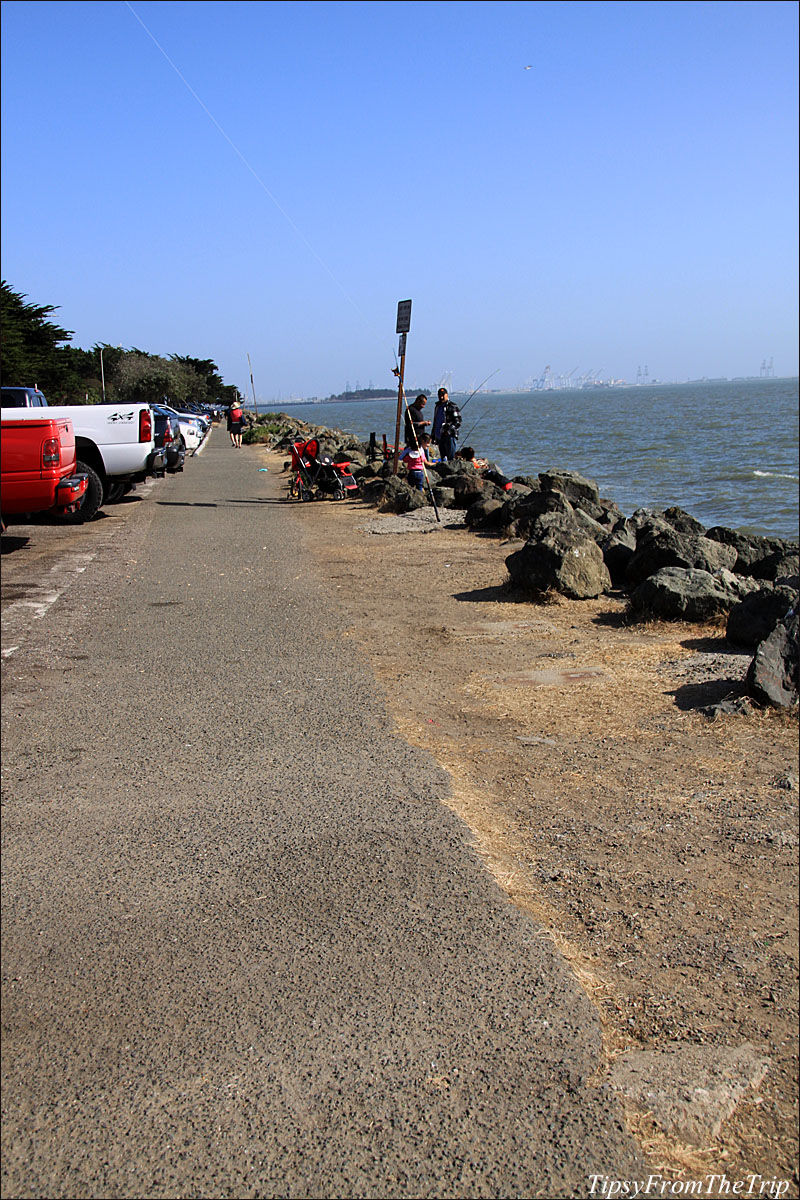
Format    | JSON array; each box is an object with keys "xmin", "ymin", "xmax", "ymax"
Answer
[{"xmin": 1, "ymin": 388, "xmax": 28, "ymax": 407}]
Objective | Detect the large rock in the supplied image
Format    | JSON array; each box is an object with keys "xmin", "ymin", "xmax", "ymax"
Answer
[
  {"xmin": 333, "ymin": 448, "xmax": 367, "ymax": 468},
  {"xmin": 626, "ymin": 528, "xmax": 738, "ymax": 589},
  {"xmin": 746, "ymin": 608, "xmax": 799, "ymax": 709},
  {"xmin": 391, "ymin": 483, "xmax": 428, "ymax": 513},
  {"xmin": 630, "ymin": 567, "xmax": 751, "ymax": 622},
  {"xmin": 360, "ymin": 477, "xmax": 389, "ymax": 504},
  {"xmin": 705, "ymin": 527, "xmax": 797, "ymax": 579},
  {"xmin": 450, "ymin": 474, "xmax": 486, "ymax": 509},
  {"xmin": 662, "ymin": 506, "xmax": 706, "ymax": 536},
  {"xmin": 506, "ymin": 526, "xmax": 612, "ymax": 599},
  {"xmin": 431, "ymin": 486, "xmax": 456, "ymax": 509},
  {"xmin": 503, "ymin": 489, "xmax": 574, "ymax": 539},
  {"xmin": 629, "ymin": 509, "xmax": 674, "ymax": 540},
  {"xmin": 572, "ymin": 507, "xmax": 611, "ymax": 546},
  {"xmin": 512, "ymin": 474, "xmax": 541, "ymax": 491},
  {"xmin": 726, "ymin": 585, "xmax": 799, "ymax": 648},
  {"xmin": 464, "ymin": 497, "xmax": 505, "ymax": 530},
  {"xmin": 759, "ymin": 549, "xmax": 800, "ymax": 582},
  {"xmin": 538, "ymin": 469, "xmax": 600, "ymax": 509},
  {"xmin": 603, "ymin": 522, "xmax": 638, "ymax": 586}
]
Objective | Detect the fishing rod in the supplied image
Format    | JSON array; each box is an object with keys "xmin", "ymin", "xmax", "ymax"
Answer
[
  {"xmin": 456, "ymin": 369, "xmax": 500, "ymax": 450},
  {"xmin": 458, "ymin": 368, "xmax": 500, "ymax": 412},
  {"xmin": 461, "ymin": 409, "xmax": 489, "ymax": 446}
]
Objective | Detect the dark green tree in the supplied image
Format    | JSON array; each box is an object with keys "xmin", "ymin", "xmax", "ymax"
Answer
[
  {"xmin": 0, "ymin": 280, "xmax": 75, "ymax": 391},
  {"xmin": 2, "ymin": 282, "xmax": 241, "ymax": 407}
]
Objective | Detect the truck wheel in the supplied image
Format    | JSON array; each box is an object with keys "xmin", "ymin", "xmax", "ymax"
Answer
[
  {"xmin": 103, "ymin": 480, "xmax": 126, "ymax": 504},
  {"xmin": 58, "ymin": 462, "xmax": 104, "ymax": 524}
]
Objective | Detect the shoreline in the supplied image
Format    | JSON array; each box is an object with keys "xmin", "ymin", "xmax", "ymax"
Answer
[{"xmin": 249, "ymin": 377, "xmax": 800, "ymax": 543}]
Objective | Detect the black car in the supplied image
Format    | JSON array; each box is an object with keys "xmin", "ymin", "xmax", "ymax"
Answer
[{"xmin": 151, "ymin": 406, "xmax": 186, "ymax": 474}]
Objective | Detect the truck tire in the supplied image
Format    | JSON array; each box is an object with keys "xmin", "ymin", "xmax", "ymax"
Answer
[
  {"xmin": 103, "ymin": 480, "xmax": 127, "ymax": 504},
  {"xmin": 58, "ymin": 461, "xmax": 104, "ymax": 523}
]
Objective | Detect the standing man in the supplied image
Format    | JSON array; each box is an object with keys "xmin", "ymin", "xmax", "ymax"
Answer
[
  {"xmin": 434, "ymin": 388, "xmax": 461, "ymax": 462},
  {"xmin": 404, "ymin": 394, "xmax": 430, "ymax": 448}
]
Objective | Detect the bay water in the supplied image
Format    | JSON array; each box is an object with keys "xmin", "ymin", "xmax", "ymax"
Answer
[{"xmin": 266, "ymin": 378, "xmax": 798, "ymax": 540}]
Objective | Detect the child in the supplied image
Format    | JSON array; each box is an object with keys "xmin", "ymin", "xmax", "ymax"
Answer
[{"xmin": 401, "ymin": 433, "xmax": 431, "ymax": 492}]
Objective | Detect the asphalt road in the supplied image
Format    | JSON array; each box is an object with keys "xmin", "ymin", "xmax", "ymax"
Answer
[{"xmin": 1, "ymin": 429, "xmax": 643, "ymax": 1198}]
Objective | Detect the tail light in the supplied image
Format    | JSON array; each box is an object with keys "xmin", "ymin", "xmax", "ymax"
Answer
[
  {"xmin": 42, "ymin": 438, "xmax": 61, "ymax": 467},
  {"xmin": 139, "ymin": 408, "xmax": 153, "ymax": 442},
  {"xmin": 163, "ymin": 423, "xmax": 173, "ymax": 444}
]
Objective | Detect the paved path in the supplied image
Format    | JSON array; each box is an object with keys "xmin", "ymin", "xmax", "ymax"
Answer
[{"xmin": 1, "ymin": 430, "xmax": 642, "ymax": 1198}]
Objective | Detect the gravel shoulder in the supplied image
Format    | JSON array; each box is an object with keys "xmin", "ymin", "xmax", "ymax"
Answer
[{"xmin": 270, "ymin": 450, "xmax": 799, "ymax": 1189}]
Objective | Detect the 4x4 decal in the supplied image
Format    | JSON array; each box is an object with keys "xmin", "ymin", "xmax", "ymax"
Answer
[{"xmin": 107, "ymin": 411, "xmax": 135, "ymax": 423}]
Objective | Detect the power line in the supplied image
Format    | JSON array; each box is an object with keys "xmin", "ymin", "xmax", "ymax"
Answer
[{"xmin": 124, "ymin": 2, "xmax": 371, "ymax": 330}]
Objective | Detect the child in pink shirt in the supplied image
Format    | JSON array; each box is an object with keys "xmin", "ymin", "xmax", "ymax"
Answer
[{"xmin": 401, "ymin": 433, "xmax": 431, "ymax": 492}]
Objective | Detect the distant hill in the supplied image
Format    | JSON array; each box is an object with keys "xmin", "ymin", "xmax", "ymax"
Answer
[{"xmin": 320, "ymin": 388, "xmax": 430, "ymax": 403}]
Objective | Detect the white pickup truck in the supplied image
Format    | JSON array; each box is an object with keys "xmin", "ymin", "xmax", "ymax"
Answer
[{"xmin": 0, "ymin": 386, "xmax": 166, "ymax": 520}]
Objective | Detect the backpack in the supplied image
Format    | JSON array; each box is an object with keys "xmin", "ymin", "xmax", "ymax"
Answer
[{"xmin": 231, "ymin": 407, "xmax": 243, "ymax": 422}]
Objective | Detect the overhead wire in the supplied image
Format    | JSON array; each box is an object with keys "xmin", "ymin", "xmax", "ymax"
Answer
[{"xmin": 124, "ymin": 2, "xmax": 381, "ymax": 340}]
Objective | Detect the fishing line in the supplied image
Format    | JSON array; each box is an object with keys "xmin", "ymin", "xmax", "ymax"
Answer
[
  {"xmin": 459, "ymin": 368, "xmax": 500, "ymax": 411},
  {"xmin": 125, "ymin": 1, "xmax": 379, "ymax": 339}
]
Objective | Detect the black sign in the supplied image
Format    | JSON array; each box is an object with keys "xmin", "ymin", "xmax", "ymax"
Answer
[
  {"xmin": 396, "ymin": 299, "xmax": 412, "ymax": 334},
  {"xmin": 398, "ymin": 333, "xmax": 407, "ymax": 358}
]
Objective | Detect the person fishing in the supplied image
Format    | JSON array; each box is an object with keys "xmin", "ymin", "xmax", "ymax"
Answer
[
  {"xmin": 404, "ymin": 394, "xmax": 430, "ymax": 448},
  {"xmin": 432, "ymin": 387, "xmax": 461, "ymax": 462}
]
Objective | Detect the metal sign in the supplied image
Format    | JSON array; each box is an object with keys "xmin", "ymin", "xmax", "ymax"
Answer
[
  {"xmin": 396, "ymin": 299, "xmax": 412, "ymax": 334},
  {"xmin": 398, "ymin": 333, "xmax": 407, "ymax": 358}
]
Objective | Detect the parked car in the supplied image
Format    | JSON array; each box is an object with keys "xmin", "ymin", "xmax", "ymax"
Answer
[
  {"xmin": 172, "ymin": 402, "xmax": 211, "ymax": 432},
  {"xmin": 158, "ymin": 405, "xmax": 208, "ymax": 453},
  {"xmin": 1, "ymin": 416, "xmax": 88, "ymax": 524},
  {"xmin": 1, "ymin": 386, "xmax": 166, "ymax": 521},
  {"xmin": 151, "ymin": 406, "xmax": 186, "ymax": 473}
]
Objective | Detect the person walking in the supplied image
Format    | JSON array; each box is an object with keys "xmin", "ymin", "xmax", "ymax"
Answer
[
  {"xmin": 433, "ymin": 388, "xmax": 461, "ymax": 462},
  {"xmin": 404, "ymin": 394, "xmax": 430, "ymax": 448},
  {"xmin": 227, "ymin": 401, "xmax": 244, "ymax": 448},
  {"xmin": 401, "ymin": 433, "xmax": 431, "ymax": 491}
]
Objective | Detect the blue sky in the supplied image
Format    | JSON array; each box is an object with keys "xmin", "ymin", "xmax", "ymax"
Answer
[{"xmin": 2, "ymin": 0, "xmax": 797, "ymax": 400}]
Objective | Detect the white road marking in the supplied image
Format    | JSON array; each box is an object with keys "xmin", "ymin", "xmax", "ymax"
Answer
[{"xmin": 1, "ymin": 551, "xmax": 96, "ymax": 658}]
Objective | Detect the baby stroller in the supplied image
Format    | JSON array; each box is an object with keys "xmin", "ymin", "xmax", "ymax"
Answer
[{"xmin": 288, "ymin": 438, "xmax": 359, "ymax": 501}]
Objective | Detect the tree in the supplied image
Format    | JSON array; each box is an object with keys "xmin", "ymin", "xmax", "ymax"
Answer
[
  {"xmin": 2, "ymin": 281, "xmax": 242, "ymax": 407},
  {"xmin": 112, "ymin": 351, "xmax": 175, "ymax": 406},
  {"xmin": 0, "ymin": 280, "xmax": 75, "ymax": 390}
]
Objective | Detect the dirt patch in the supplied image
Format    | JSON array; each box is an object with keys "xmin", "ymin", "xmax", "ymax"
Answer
[{"xmin": 270, "ymin": 454, "xmax": 799, "ymax": 1190}]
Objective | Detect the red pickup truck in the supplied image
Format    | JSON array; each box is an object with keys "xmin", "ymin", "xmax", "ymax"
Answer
[{"xmin": 1, "ymin": 416, "xmax": 88, "ymax": 525}]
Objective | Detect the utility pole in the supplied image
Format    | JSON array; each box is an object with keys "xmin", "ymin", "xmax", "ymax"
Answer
[{"xmin": 392, "ymin": 300, "xmax": 412, "ymax": 474}]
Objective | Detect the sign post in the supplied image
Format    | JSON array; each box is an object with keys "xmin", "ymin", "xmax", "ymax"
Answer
[{"xmin": 392, "ymin": 300, "xmax": 412, "ymax": 474}]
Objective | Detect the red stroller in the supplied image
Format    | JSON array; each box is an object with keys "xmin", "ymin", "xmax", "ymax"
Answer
[{"xmin": 288, "ymin": 438, "xmax": 359, "ymax": 501}]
